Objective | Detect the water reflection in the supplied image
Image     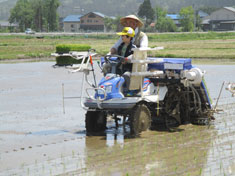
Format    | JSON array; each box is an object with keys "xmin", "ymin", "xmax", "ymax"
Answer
[
  {"xmin": 73, "ymin": 64, "xmax": 235, "ymax": 175},
  {"xmin": 82, "ymin": 122, "xmax": 215, "ymax": 175}
]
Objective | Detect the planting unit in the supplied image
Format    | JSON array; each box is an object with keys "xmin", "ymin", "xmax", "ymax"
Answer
[{"xmin": 56, "ymin": 47, "xmax": 215, "ymax": 135}]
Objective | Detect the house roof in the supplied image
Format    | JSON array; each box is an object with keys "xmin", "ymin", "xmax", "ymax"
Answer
[
  {"xmin": 80, "ymin": 12, "xmax": 107, "ymax": 19},
  {"xmin": 166, "ymin": 14, "xmax": 180, "ymax": 20},
  {"xmin": 0, "ymin": 21, "xmax": 18, "ymax": 27},
  {"xmin": 150, "ymin": 22, "xmax": 155, "ymax": 27},
  {"xmin": 224, "ymin": 7, "xmax": 235, "ymax": 13},
  {"xmin": 220, "ymin": 20, "xmax": 235, "ymax": 24},
  {"xmin": 202, "ymin": 19, "xmax": 210, "ymax": 24},
  {"xmin": 92, "ymin": 12, "xmax": 106, "ymax": 18},
  {"xmin": 198, "ymin": 10, "xmax": 208, "ymax": 18},
  {"xmin": 63, "ymin": 15, "xmax": 82, "ymax": 22}
]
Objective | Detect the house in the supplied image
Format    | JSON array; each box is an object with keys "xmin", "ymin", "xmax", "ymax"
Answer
[
  {"xmin": 201, "ymin": 16, "xmax": 210, "ymax": 31},
  {"xmin": 80, "ymin": 12, "xmax": 106, "ymax": 31},
  {"xmin": 202, "ymin": 7, "xmax": 235, "ymax": 31},
  {"xmin": 198, "ymin": 10, "xmax": 208, "ymax": 19},
  {"xmin": 166, "ymin": 14, "xmax": 181, "ymax": 27},
  {"xmin": 0, "ymin": 21, "xmax": 18, "ymax": 31},
  {"xmin": 63, "ymin": 15, "xmax": 82, "ymax": 32}
]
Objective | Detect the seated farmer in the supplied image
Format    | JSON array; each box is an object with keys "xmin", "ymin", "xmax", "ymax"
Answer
[
  {"xmin": 103, "ymin": 27, "xmax": 136, "ymax": 76},
  {"xmin": 116, "ymin": 27, "xmax": 136, "ymax": 92},
  {"xmin": 102, "ymin": 27, "xmax": 136, "ymax": 92},
  {"xmin": 110, "ymin": 14, "xmax": 148, "ymax": 55}
]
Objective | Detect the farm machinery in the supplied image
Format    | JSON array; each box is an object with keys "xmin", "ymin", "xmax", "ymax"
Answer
[{"xmin": 54, "ymin": 47, "xmax": 215, "ymax": 135}]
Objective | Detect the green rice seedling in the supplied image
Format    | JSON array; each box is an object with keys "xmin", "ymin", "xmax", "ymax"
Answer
[
  {"xmin": 76, "ymin": 162, "xmax": 79, "ymax": 169},
  {"xmin": 203, "ymin": 151, "xmax": 206, "ymax": 157},
  {"xmin": 231, "ymin": 143, "xmax": 233, "ymax": 154},
  {"xmin": 72, "ymin": 150, "xmax": 75, "ymax": 158},
  {"xmin": 63, "ymin": 162, "xmax": 66, "ymax": 173},
  {"xmin": 199, "ymin": 168, "xmax": 202, "ymax": 175},
  {"xmin": 27, "ymin": 168, "xmax": 30, "ymax": 176},
  {"xmin": 53, "ymin": 162, "xmax": 57, "ymax": 171},
  {"xmin": 174, "ymin": 166, "xmax": 178, "ymax": 172},
  {"xmin": 47, "ymin": 156, "xmax": 51, "ymax": 164},
  {"xmin": 42, "ymin": 164, "xmax": 45, "ymax": 173},
  {"xmin": 55, "ymin": 44, "xmax": 91, "ymax": 53},
  {"xmin": 220, "ymin": 162, "xmax": 223, "ymax": 174},
  {"xmin": 20, "ymin": 163, "xmax": 25, "ymax": 169},
  {"xmin": 61, "ymin": 153, "xmax": 64, "ymax": 160}
]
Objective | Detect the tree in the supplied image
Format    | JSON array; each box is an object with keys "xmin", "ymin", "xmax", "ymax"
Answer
[
  {"xmin": 9, "ymin": 0, "xmax": 33, "ymax": 31},
  {"xmin": 104, "ymin": 17, "xmax": 113, "ymax": 32},
  {"xmin": 155, "ymin": 6, "xmax": 177, "ymax": 32},
  {"xmin": 9, "ymin": 0, "xmax": 60, "ymax": 32},
  {"xmin": 179, "ymin": 6, "xmax": 195, "ymax": 32},
  {"xmin": 198, "ymin": 6, "xmax": 219, "ymax": 15},
  {"xmin": 31, "ymin": 0, "xmax": 44, "ymax": 31},
  {"xmin": 44, "ymin": 0, "xmax": 60, "ymax": 31},
  {"xmin": 195, "ymin": 13, "xmax": 202, "ymax": 31},
  {"xmin": 156, "ymin": 17, "xmax": 177, "ymax": 32},
  {"xmin": 104, "ymin": 16, "xmax": 122, "ymax": 32},
  {"xmin": 138, "ymin": 0, "xmax": 155, "ymax": 26},
  {"xmin": 155, "ymin": 6, "xmax": 166, "ymax": 21}
]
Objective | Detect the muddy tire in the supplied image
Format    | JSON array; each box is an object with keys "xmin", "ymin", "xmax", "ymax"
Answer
[
  {"xmin": 191, "ymin": 112, "xmax": 211, "ymax": 126},
  {"xmin": 85, "ymin": 111, "xmax": 107, "ymax": 132},
  {"xmin": 130, "ymin": 104, "xmax": 151, "ymax": 135},
  {"xmin": 192, "ymin": 117, "xmax": 210, "ymax": 125},
  {"xmin": 165, "ymin": 116, "xmax": 180, "ymax": 130}
]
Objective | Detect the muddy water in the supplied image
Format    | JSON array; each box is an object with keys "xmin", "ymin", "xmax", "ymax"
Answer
[{"xmin": 0, "ymin": 62, "xmax": 235, "ymax": 175}]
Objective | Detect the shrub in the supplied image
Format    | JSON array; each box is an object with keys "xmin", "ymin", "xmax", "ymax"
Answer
[
  {"xmin": 55, "ymin": 44, "xmax": 91, "ymax": 53},
  {"xmin": 55, "ymin": 44, "xmax": 91, "ymax": 66},
  {"xmin": 55, "ymin": 56, "xmax": 89, "ymax": 66}
]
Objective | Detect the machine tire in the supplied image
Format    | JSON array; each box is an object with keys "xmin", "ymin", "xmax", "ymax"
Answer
[
  {"xmin": 191, "ymin": 111, "xmax": 211, "ymax": 126},
  {"xmin": 192, "ymin": 117, "xmax": 210, "ymax": 125},
  {"xmin": 130, "ymin": 104, "xmax": 151, "ymax": 135},
  {"xmin": 85, "ymin": 111, "xmax": 107, "ymax": 132},
  {"xmin": 165, "ymin": 115, "xmax": 180, "ymax": 130}
]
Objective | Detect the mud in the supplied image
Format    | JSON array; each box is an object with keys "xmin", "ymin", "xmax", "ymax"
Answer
[{"xmin": 0, "ymin": 62, "xmax": 235, "ymax": 175}]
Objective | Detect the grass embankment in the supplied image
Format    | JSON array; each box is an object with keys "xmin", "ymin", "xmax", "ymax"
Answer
[
  {"xmin": 0, "ymin": 32, "xmax": 235, "ymax": 61},
  {"xmin": 149, "ymin": 32, "xmax": 235, "ymax": 60}
]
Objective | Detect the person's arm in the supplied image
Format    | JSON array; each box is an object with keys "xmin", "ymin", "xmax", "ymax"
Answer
[
  {"xmin": 110, "ymin": 37, "xmax": 122, "ymax": 54},
  {"xmin": 124, "ymin": 55, "xmax": 133, "ymax": 63},
  {"xmin": 124, "ymin": 44, "xmax": 136, "ymax": 63},
  {"xmin": 139, "ymin": 33, "xmax": 148, "ymax": 48}
]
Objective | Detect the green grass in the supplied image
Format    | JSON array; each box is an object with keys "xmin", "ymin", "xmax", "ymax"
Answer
[
  {"xmin": 1, "ymin": 32, "xmax": 235, "ymax": 61},
  {"xmin": 55, "ymin": 44, "xmax": 91, "ymax": 53},
  {"xmin": 148, "ymin": 31, "xmax": 235, "ymax": 42}
]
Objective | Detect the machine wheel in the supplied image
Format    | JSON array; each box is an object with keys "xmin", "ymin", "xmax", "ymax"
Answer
[
  {"xmin": 192, "ymin": 117, "xmax": 210, "ymax": 125},
  {"xmin": 85, "ymin": 111, "xmax": 107, "ymax": 132},
  {"xmin": 179, "ymin": 93, "xmax": 190, "ymax": 124},
  {"xmin": 165, "ymin": 115, "xmax": 180, "ymax": 130},
  {"xmin": 130, "ymin": 104, "xmax": 151, "ymax": 135},
  {"xmin": 191, "ymin": 111, "xmax": 211, "ymax": 126}
]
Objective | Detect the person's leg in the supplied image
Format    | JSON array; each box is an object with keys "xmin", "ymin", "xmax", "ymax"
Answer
[
  {"xmin": 102, "ymin": 63, "xmax": 111, "ymax": 75},
  {"xmin": 122, "ymin": 71, "xmax": 131, "ymax": 90}
]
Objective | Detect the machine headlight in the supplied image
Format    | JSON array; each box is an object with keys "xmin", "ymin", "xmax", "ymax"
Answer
[{"xmin": 105, "ymin": 85, "xmax": 112, "ymax": 93}]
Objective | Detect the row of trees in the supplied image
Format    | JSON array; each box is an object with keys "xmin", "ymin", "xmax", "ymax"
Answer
[
  {"xmin": 9, "ymin": 0, "xmax": 214, "ymax": 33},
  {"xmin": 9, "ymin": 0, "xmax": 60, "ymax": 32},
  {"xmin": 138, "ymin": 0, "xmax": 195, "ymax": 32},
  {"xmin": 105, "ymin": 0, "xmax": 201, "ymax": 33}
]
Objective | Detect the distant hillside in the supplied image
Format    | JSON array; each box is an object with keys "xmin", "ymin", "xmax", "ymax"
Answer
[
  {"xmin": 0, "ymin": 0, "xmax": 17, "ymax": 20},
  {"xmin": 1, "ymin": 0, "xmax": 235, "ymax": 20}
]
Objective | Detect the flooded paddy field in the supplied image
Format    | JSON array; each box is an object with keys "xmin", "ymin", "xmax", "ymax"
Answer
[{"xmin": 0, "ymin": 62, "xmax": 235, "ymax": 176}]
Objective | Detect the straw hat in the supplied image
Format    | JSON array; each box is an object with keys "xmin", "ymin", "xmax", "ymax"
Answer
[{"xmin": 120, "ymin": 15, "xmax": 144, "ymax": 27}]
